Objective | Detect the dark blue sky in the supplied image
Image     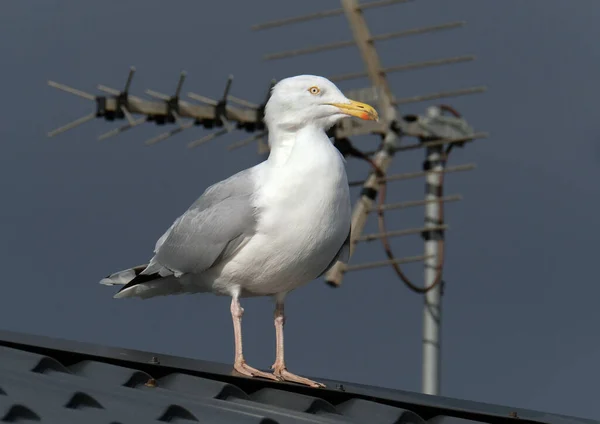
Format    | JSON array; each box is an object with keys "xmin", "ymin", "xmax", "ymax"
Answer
[{"xmin": 1, "ymin": 0, "xmax": 599, "ymax": 420}]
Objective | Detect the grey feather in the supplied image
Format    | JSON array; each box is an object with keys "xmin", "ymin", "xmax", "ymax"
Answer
[
  {"xmin": 146, "ymin": 168, "xmax": 259, "ymax": 277},
  {"xmin": 99, "ymin": 264, "xmax": 147, "ymax": 286}
]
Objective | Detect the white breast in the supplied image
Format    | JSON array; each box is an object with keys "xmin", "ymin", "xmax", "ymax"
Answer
[{"xmin": 217, "ymin": 127, "xmax": 351, "ymax": 296}]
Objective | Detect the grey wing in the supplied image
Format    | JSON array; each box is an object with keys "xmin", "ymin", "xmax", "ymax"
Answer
[
  {"xmin": 317, "ymin": 226, "xmax": 351, "ymax": 278},
  {"xmin": 143, "ymin": 168, "xmax": 258, "ymax": 277}
]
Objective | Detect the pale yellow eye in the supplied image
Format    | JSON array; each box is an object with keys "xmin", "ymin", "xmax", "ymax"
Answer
[{"xmin": 308, "ymin": 86, "xmax": 320, "ymax": 95}]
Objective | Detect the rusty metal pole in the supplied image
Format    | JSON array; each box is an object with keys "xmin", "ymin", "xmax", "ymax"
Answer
[{"xmin": 325, "ymin": 0, "xmax": 400, "ymax": 286}]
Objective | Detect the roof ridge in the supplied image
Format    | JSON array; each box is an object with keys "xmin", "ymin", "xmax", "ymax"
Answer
[{"xmin": 0, "ymin": 329, "xmax": 595, "ymax": 424}]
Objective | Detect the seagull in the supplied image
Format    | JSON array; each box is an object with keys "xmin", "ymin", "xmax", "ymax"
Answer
[{"xmin": 100, "ymin": 75, "xmax": 378, "ymax": 388}]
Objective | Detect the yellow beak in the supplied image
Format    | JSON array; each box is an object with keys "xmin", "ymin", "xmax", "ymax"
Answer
[{"xmin": 327, "ymin": 99, "xmax": 379, "ymax": 121}]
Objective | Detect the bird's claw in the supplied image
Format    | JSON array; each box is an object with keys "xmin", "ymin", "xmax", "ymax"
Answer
[
  {"xmin": 233, "ymin": 361, "xmax": 324, "ymax": 388},
  {"xmin": 272, "ymin": 365, "xmax": 325, "ymax": 388},
  {"xmin": 234, "ymin": 360, "xmax": 280, "ymax": 382}
]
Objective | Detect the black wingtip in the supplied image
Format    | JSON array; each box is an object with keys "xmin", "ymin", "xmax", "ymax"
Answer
[{"xmin": 117, "ymin": 273, "xmax": 161, "ymax": 293}]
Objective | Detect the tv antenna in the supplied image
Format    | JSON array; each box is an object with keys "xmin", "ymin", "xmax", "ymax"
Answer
[
  {"xmin": 46, "ymin": 0, "xmax": 488, "ymax": 396},
  {"xmin": 47, "ymin": 69, "xmax": 274, "ymax": 152},
  {"xmin": 251, "ymin": 0, "xmax": 488, "ymax": 396}
]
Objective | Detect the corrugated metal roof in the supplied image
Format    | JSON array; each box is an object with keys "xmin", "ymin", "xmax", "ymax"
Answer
[{"xmin": 0, "ymin": 330, "xmax": 595, "ymax": 424}]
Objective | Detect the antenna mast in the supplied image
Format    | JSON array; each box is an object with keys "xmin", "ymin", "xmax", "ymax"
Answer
[{"xmin": 252, "ymin": 0, "xmax": 488, "ymax": 395}]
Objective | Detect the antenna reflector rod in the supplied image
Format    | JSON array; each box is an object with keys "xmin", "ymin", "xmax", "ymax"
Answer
[
  {"xmin": 264, "ymin": 21, "xmax": 466, "ymax": 61},
  {"xmin": 187, "ymin": 127, "xmax": 230, "ymax": 149},
  {"xmin": 252, "ymin": 0, "xmax": 411, "ymax": 30},
  {"xmin": 97, "ymin": 85, "xmax": 120, "ymax": 96},
  {"xmin": 395, "ymin": 133, "xmax": 489, "ymax": 153},
  {"xmin": 227, "ymin": 131, "xmax": 268, "ymax": 151},
  {"xmin": 188, "ymin": 92, "xmax": 218, "ymax": 106},
  {"xmin": 372, "ymin": 21, "xmax": 465, "ymax": 42},
  {"xmin": 227, "ymin": 95, "xmax": 259, "ymax": 110},
  {"xmin": 47, "ymin": 81, "xmax": 96, "ymax": 101},
  {"xmin": 361, "ymin": 133, "xmax": 488, "ymax": 156},
  {"xmin": 121, "ymin": 106, "xmax": 135, "ymax": 125},
  {"xmin": 252, "ymin": 8, "xmax": 344, "ymax": 31},
  {"xmin": 222, "ymin": 75, "xmax": 233, "ymax": 99},
  {"xmin": 393, "ymin": 86, "xmax": 488, "ymax": 105},
  {"xmin": 47, "ymin": 112, "xmax": 97, "ymax": 137},
  {"xmin": 345, "ymin": 254, "xmax": 432, "ymax": 273},
  {"xmin": 123, "ymin": 66, "xmax": 136, "ymax": 93},
  {"xmin": 349, "ymin": 163, "xmax": 476, "ymax": 186},
  {"xmin": 359, "ymin": 0, "xmax": 413, "ymax": 11},
  {"xmin": 373, "ymin": 195, "xmax": 463, "ymax": 213},
  {"xmin": 144, "ymin": 120, "xmax": 195, "ymax": 146},
  {"xmin": 358, "ymin": 225, "xmax": 448, "ymax": 242},
  {"xmin": 330, "ymin": 55, "xmax": 476, "ymax": 82},
  {"xmin": 145, "ymin": 89, "xmax": 170, "ymax": 101},
  {"xmin": 175, "ymin": 71, "xmax": 187, "ymax": 98},
  {"xmin": 98, "ymin": 117, "xmax": 146, "ymax": 141}
]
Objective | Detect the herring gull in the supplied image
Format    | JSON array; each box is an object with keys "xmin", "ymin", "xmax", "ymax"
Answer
[{"xmin": 100, "ymin": 74, "xmax": 379, "ymax": 388}]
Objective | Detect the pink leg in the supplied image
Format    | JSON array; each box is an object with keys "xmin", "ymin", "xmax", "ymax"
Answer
[
  {"xmin": 231, "ymin": 296, "xmax": 278, "ymax": 381},
  {"xmin": 271, "ymin": 301, "xmax": 325, "ymax": 388}
]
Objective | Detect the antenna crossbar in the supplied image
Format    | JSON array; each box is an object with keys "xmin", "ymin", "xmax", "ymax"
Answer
[
  {"xmin": 264, "ymin": 21, "xmax": 465, "ymax": 60},
  {"xmin": 345, "ymin": 254, "xmax": 432, "ymax": 272},
  {"xmin": 251, "ymin": 0, "xmax": 412, "ymax": 31}
]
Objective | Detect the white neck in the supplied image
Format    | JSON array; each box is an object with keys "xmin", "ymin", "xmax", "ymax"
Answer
[{"xmin": 266, "ymin": 124, "xmax": 331, "ymax": 167}]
